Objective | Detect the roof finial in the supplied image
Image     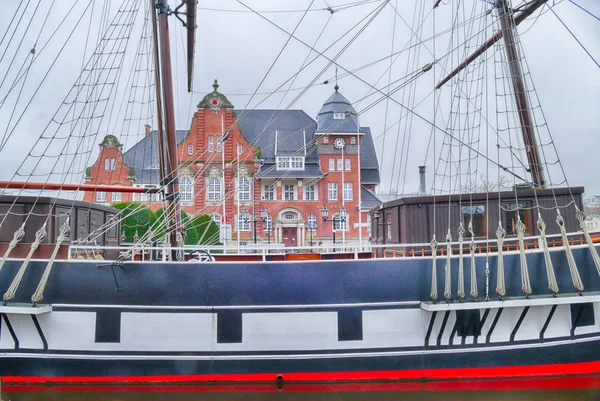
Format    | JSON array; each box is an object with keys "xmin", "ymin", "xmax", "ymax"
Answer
[
  {"xmin": 213, "ymin": 79, "xmax": 219, "ymax": 92},
  {"xmin": 334, "ymin": 65, "xmax": 339, "ymax": 91}
]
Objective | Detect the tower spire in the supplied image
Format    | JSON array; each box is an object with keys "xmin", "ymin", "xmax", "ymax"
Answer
[{"xmin": 334, "ymin": 65, "xmax": 339, "ymax": 91}]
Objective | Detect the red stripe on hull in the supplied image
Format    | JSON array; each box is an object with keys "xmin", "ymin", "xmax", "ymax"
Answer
[
  {"xmin": 3, "ymin": 361, "xmax": 600, "ymax": 385},
  {"xmin": 3, "ymin": 375, "xmax": 600, "ymax": 393}
]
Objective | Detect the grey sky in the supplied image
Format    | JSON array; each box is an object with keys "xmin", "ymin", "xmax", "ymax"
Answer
[{"xmin": 0, "ymin": 0, "xmax": 598, "ymax": 198}]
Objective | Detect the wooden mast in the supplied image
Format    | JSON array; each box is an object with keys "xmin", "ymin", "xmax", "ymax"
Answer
[
  {"xmin": 149, "ymin": 0, "xmax": 167, "ymax": 188},
  {"xmin": 496, "ymin": 0, "xmax": 545, "ymax": 188},
  {"xmin": 436, "ymin": 0, "xmax": 547, "ymax": 187},
  {"xmin": 155, "ymin": 0, "xmax": 184, "ymax": 255}
]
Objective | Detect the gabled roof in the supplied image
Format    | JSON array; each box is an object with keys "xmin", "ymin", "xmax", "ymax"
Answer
[
  {"xmin": 359, "ymin": 127, "xmax": 380, "ymax": 184},
  {"xmin": 316, "ymin": 87, "xmax": 359, "ymax": 133},
  {"xmin": 233, "ymin": 109, "xmax": 318, "ymax": 162},
  {"xmin": 122, "ymin": 130, "xmax": 188, "ymax": 184},
  {"xmin": 361, "ymin": 186, "xmax": 383, "ymax": 210}
]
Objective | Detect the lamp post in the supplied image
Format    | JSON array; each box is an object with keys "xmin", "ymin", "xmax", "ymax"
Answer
[
  {"xmin": 244, "ymin": 207, "xmax": 271, "ymax": 245},
  {"xmin": 260, "ymin": 207, "xmax": 271, "ymax": 244},
  {"xmin": 321, "ymin": 205, "xmax": 346, "ymax": 252}
]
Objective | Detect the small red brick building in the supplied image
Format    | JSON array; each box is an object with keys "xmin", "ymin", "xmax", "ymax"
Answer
[{"xmin": 84, "ymin": 81, "xmax": 381, "ymax": 246}]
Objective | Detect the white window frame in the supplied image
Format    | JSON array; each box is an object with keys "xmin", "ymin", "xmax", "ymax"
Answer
[
  {"xmin": 96, "ymin": 191, "xmax": 106, "ymax": 203},
  {"xmin": 237, "ymin": 176, "xmax": 251, "ymax": 201},
  {"xmin": 328, "ymin": 159, "xmax": 335, "ymax": 172},
  {"xmin": 180, "ymin": 176, "xmax": 194, "ymax": 202},
  {"xmin": 112, "ymin": 190, "xmax": 121, "ymax": 202},
  {"xmin": 284, "ymin": 184, "xmax": 296, "ymax": 201},
  {"xmin": 323, "ymin": 136, "xmax": 329, "ymax": 144},
  {"xmin": 307, "ymin": 213, "xmax": 317, "ymax": 232},
  {"xmin": 337, "ymin": 159, "xmax": 343, "ymax": 171},
  {"xmin": 333, "ymin": 112, "xmax": 345, "ymax": 120},
  {"xmin": 263, "ymin": 214, "xmax": 272, "ymax": 232},
  {"xmin": 263, "ymin": 184, "xmax": 275, "ymax": 201},
  {"xmin": 104, "ymin": 157, "xmax": 116, "ymax": 171},
  {"xmin": 333, "ymin": 214, "xmax": 348, "ymax": 231},
  {"xmin": 212, "ymin": 213, "xmax": 221, "ymax": 228},
  {"xmin": 208, "ymin": 136, "xmax": 214, "ymax": 152},
  {"xmin": 276, "ymin": 156, "xmax": 304, "ymax": 171},
  {"xmin": 216, "ymin": 135, "xmax": 223, "ymax": 152},
  {"xmin": 350, "ymin": 136, "xmax": 356, "ymax": 145},
  {"xmin": 207, "ymin": 177, "xmax": 221, "ymax": 201},
  {"xmin": 343, "ymin": 182, "xmax": 353, "ymax": 201},
  {"xmin": 187, "ymin": 144, "xmax": 193, "ymax": 155},
  {"xmin": 238, "ymin": 211, "xmax": 250, "ymax": 232},
  {"xmin": 345, "ymin": 158, "xmax": 351, "ymax": 171},
  {"xmin": 328, "ymin": 182, "xmax": 338, "ymax": 201},
  {"xmin": 304, "ymin": 184, "xmax": 316, "ymax": 201},
  {"xmin": 237, "ymin": 143, "xmax": 242, "ymax": 156}
]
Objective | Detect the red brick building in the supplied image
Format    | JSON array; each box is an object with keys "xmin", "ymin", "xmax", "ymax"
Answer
[{"xmin": 84, "ymin": 81, "xmax": 381, "ymax": 246}]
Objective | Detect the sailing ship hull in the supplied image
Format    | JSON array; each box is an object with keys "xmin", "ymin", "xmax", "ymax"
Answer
[{"xmin": 0, "ymin": 246, "xmax": 599, "ymax": 384}]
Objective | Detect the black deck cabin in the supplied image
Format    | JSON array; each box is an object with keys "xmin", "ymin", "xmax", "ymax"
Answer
[
  {"xmin": 0, "ymin": 195, "xmax": 120, "ymax": 259},
  {"xmin": 370, "ymin": 187, "xmax": 585, "ymax": 257}
]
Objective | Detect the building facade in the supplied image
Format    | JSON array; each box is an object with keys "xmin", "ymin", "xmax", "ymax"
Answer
[{"xmin": 84, "ymin": 81, "xmax": 381, "ymax": 246}]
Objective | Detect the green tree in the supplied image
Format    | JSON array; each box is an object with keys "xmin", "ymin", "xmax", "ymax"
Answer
[
  {"xmin": 190, "ymin": 214, "xmax": 221, "ymax": 245},
  {"xmin": 153, "ymin": 207, "xmax": 199, "ymax": 245},
  {"xmin": 112, "ymin": 202, "xmax": 155, "ymax": 242}
]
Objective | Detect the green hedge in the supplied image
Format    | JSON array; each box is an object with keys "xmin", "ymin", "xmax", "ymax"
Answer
[{"xmin": 114, "ymin": 202, "xmax": 216, "ymax": 245}]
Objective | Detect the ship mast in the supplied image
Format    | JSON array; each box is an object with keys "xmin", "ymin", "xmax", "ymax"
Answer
[
  {"xmin": 153, "ymin": 0, "xmax": 184, "ymax": 256},
  {"xmin": 436, "ymin": 0, "xmax": 547, "ymax": 188},
  {"xmin": 496, "ymin": 0, "xmax": 545, "ymax": 188}
]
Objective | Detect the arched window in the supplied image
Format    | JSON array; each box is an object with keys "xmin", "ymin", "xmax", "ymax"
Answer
[
  {"xmin": 307, "ymin": 213, "xmax": 317, "ymax": 232},
  {"xmin": 207, "ymin": 177, "xmax": 221, "ymax": 201},
  {"xmin": 104, "ymin": 157, "xmax": 116, "ymax": 171},
  {"xmin": 238, "ymin": 210, "xmax": 250, "ymax": 231},
  {"xmin": 263, "ymin": 214, "xmax": 272, "ymax": 231},
  {"xmin": 180, "ymin": 176, "xmax": 194, "ymax": 202},
  {"xmin": 237, "ymin": 176, "xmax": 250, "ymax": 201},
  {"xmin": 333, "ymin": 214, "xmax": 347, "ymax": 231}
]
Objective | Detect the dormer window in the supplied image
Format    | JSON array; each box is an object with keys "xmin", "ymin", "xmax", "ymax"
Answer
[
  {"xmin": 333, "ymin": 112, "xmax": 345, "ymax": 119},
  {"xmin": 276, "ymin": 156, "xmax": 305, "ymax": 170}
]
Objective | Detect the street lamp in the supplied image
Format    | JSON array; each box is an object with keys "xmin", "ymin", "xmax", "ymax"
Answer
[
  {"xmin": 321, "ymin": 205, "xmax": 346, "ymax": 252},
  {"xmin": 260, "ymin": 207, "xmax": 271, "ymax": 244},
  {"xmin": 243, "ymin": 207, "xmax": 272, "ymax": 245}
]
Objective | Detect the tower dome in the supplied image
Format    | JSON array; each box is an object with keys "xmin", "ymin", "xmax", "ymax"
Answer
[{"xmin": 316, "ymin": 86, "xmax": 358, "ymax": 133}]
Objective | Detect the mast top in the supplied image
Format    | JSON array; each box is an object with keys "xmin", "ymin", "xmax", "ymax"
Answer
[{"xmin": 213, "ymin": 79, "xmax": 219, "ymax": 92}]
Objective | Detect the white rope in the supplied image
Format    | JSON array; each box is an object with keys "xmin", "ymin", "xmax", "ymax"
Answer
[
  {"xmin": 444, "ymin": 230, "xmax": 452, "ymax": 300},
  {"xmin": 3, "ymin": 223, "xmax": 47, "ymax": 302},
  {"xmin": 516, "ymin": 219, "xmax": 532, "ymax": 295},
  {"xmin": 556, "ymin": 212, "xmax": 584, "ymax": 292},
  {"xmin": 31, "ymin": 219, "xmax": 70, "ymax": 304},
  {"xmin": 176, "ymin": 230, "xmax": 184, "ymax": 261},
  {"xmin": 430, "ymin": 236, "xmax": 438, "ymax": 301},
  {"xmin": 576, "ymin": 210, "xmax": 600, "ymax": 278},
  {"xmin": 496, "ymin": 224, "xmax": 506, "ymax": 297},
  {"xmin": 457, "ymin": 224, "xmax": 465, "ymax": 299},
  {"xmin": 537, "ymin": 216, "xmax": 559, "ymax": 294},
  {"xmin": 0, "ymin": 223, "xmax": 25, "ymax": 275},
  {"xmin": 468, "ymin": 219, "xmax": 478, "ymax": 298}
]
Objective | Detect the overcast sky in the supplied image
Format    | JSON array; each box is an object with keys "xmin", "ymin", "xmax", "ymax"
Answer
[{"xmin": 0, "ymin": 0, "xmax": 599, "ymax": 197}]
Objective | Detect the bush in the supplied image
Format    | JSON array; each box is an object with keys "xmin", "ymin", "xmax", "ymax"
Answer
[
  {"xmin": 190, "ymin": 214, "xmax": 221, "ymax": 245},
  {"xmin": 153, "ymin": 207, "xmax": 199, "ymax": 245},
  {"xmin": 112, "ymin": 202, "xmax": 155, "ymax": 242}
]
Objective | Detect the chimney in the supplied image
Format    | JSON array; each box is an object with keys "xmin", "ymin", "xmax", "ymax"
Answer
[
  {"xmin": 145, "ymin": 124, "xmax": 151, "ymax": 136},
  {"xmin": 418, "ymin": 166, "xmax": 426, "ymax": 195}
]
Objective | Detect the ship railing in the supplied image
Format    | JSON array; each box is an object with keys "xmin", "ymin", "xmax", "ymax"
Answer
[{"xmin": 64, "ymin": 229, "xmax": 600, "ymax": 262}]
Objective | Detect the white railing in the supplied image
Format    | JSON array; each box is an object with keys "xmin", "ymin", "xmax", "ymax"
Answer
[{"xmin": 65, "ymin": 228, "xmax": 600, "ymax": 263}]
